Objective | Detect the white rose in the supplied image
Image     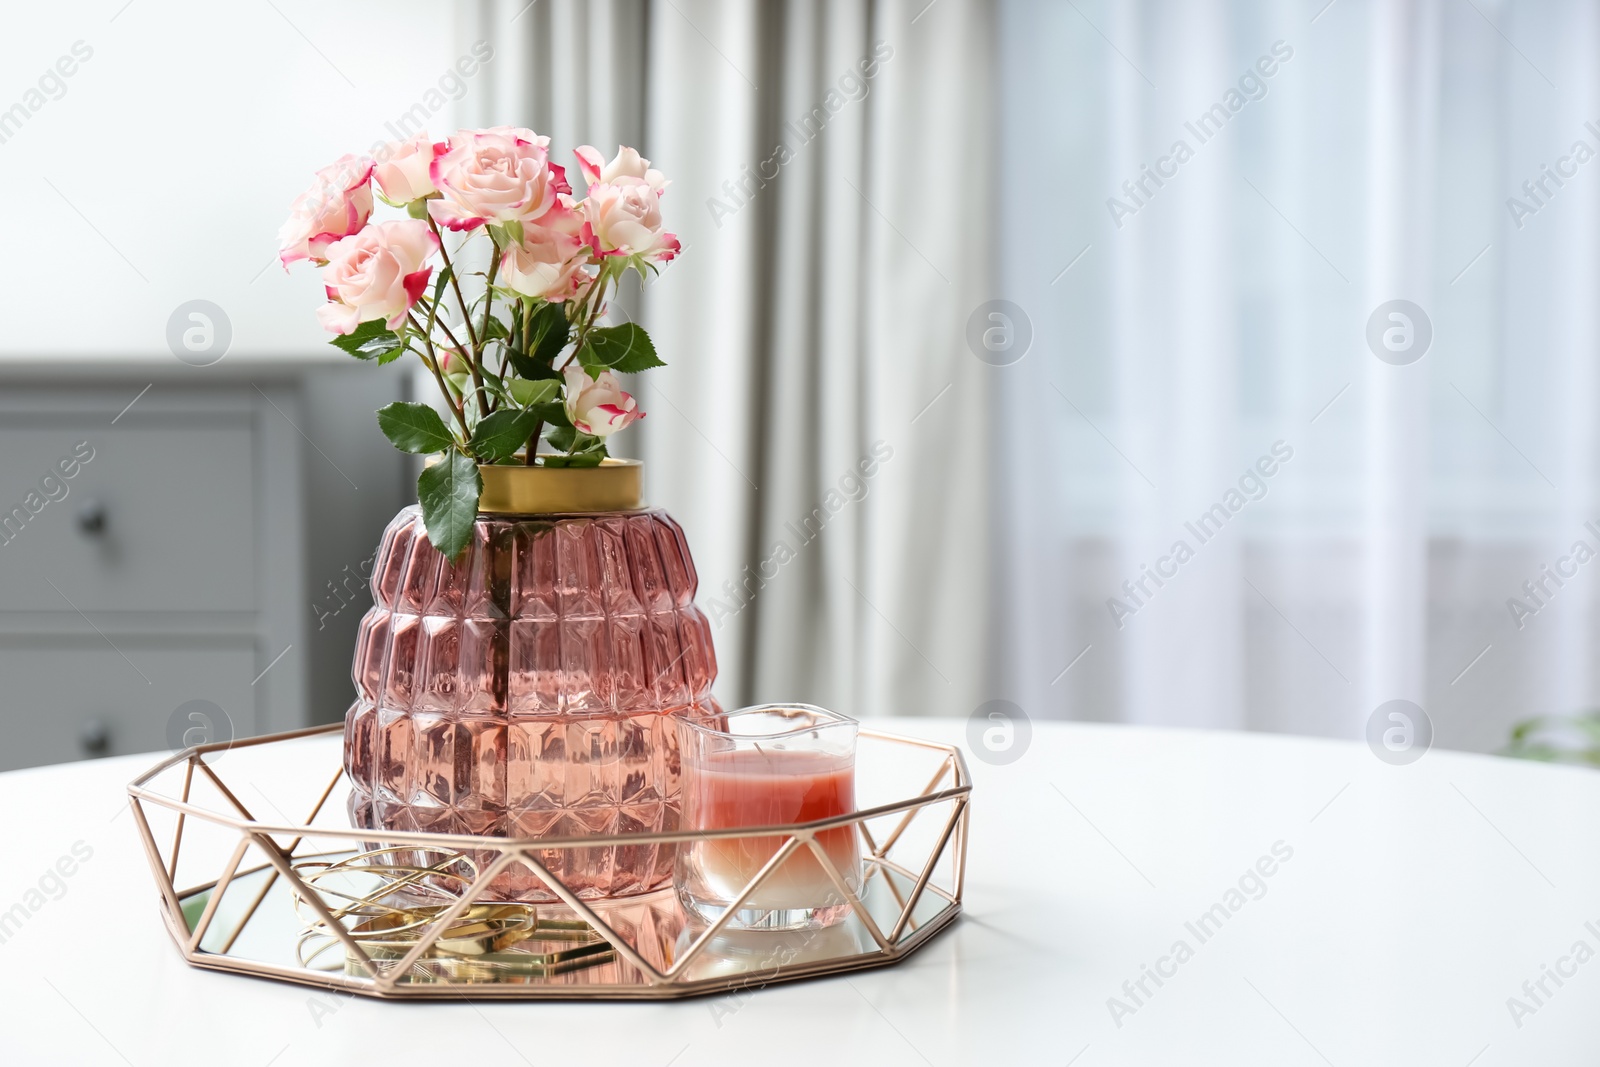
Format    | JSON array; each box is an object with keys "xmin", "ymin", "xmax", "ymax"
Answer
[{"xmin": 562, "ymin": 365, "xmax": 643, "ymax": 437}]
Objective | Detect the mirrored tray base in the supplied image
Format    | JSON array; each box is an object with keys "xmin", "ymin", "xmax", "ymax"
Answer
[{"xmin": 127, "ymin": 724, "xmax": 970, "ymax": 1000}]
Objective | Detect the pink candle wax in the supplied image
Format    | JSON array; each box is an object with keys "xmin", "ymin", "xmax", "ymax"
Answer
[{"xmin": 681, "ymin": 748, "xmax": 861, "ymax": 909}]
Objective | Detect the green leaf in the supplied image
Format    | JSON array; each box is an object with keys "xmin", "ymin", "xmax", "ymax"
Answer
[
  {"xmin": 507, "ymin": 301, "xmax": 569, "ymax": 379},
  {"xmin": 417, "ymin": 451, "xmax": 483, "ymax": 561},
  {"xmin": 532, "ymin": 400, "xmax": 571, "ymax": 428},
  {"xmin": 627, "ymin": 258, "xmax": 659, "ymax": 285},
  {"xmin": 469, "ymin": 408, "xmax": 541, "ymax": 462},
  {"xmin": 543, "ymin": 425, "xmax": 604, "ymax": 456},
  {"xmin": 508, "ymin": 378, "xmax": 560, "ymax": 407},
  {"xmin": 330, "ymin": 319, "xmax": 405, "ymax": 361},
  {"xmin": 377, "ymin": 320, "xmax": 411, "ymax": 365},
  {"xmin": 430, "ymin": 265, "xmax": 453, "ymax": 306},
  {"xmin": 531, "ymin": 302, "xmax": 571, "ymax": 364},
  {"xmin": 541, "ymin": 449, "xmax": 606, "ymax": 468},
  {"xmin": 479, "ymin": 367, "xmax": 510, "ymax": 402},
  {"xmin": 482, "ymin": 315, "xmax": 511, "ymax": 343},
  {"xmin": 505, "ymin": 348, "xmax": 536, "ymax": 380},
  {"xmin": 376, "ymin": 402, "xmax": 454, "ymax": 454},
  {"xmin": 486, "ymin": 220, "xmax": 524, "ymax": 249},
  {"xmin": 578, "ymin": 323, "xmax": 664, "ymax": 374}
]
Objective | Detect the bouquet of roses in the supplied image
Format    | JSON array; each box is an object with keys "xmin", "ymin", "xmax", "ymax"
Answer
[{"xmin": 279, "ymin": 127, "xmax": 679, "ymax": 559}]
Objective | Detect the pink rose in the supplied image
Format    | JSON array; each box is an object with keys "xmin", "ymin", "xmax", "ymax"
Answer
[
  {"xmin": 500, "ymin": 224, "xmax": 586, "ymax": 302},
  {"xmin": 562, "ymin": 365, "xmax": 642, "ymax": 437},
  {"xmin": 580, "ymin": 177, "xmax": 680, "ymax": 263},
  {"xmin": 278, "ymin": 154, "xmax": 374, "ymax": 267},
  {"xmin": 574, "ymin": 144, "xmax": 667, "ymax": 194},
  {"xmin": 427, "ymin": 127, "xmax": 571, "ymax": 232},
  {"xmin": 316, "ymin": 220, "xmax": 439, "ymax": 335},
  {"xmin": 374, "ymin": 135, "xmax": 443, "ymax": 204}
]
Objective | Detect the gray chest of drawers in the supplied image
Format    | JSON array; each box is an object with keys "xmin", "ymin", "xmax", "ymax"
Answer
[{"xmin": 0, "ymin": 379, "xmax": 304, "ymax": 770}]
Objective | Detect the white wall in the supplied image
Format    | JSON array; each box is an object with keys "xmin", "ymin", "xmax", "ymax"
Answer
[{"xmin": 0, "ymin": 1, "xmax": 466, "ymax": 359}]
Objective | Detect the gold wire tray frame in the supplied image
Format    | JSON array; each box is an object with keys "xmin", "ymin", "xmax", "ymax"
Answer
[{"xmin": 125, "ymin": 723, "xmax": 970, "ymax": 999}]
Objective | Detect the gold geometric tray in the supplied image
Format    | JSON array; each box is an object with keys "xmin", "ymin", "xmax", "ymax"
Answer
[{"xmin": 125, "ymin": 723, "xmax": 969, "ymax": 999}]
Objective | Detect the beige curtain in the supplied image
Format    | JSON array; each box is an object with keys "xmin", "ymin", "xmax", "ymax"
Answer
[{"xmin": 462, "ymin": 0, "xmax": 997, "ymax": 718}]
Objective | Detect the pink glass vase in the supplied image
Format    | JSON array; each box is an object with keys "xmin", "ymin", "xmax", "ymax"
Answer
[{"xmin": 341, "ymin": 460, "xmax": 719, "ymax": 900}]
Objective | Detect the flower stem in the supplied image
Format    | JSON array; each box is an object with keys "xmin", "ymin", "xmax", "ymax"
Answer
[
  {"xmin": 407, "ymin": 310, "xmax": 470, "ymax": 439},
  {"xmin": 523, "ymin": 419, "xmax": 543, "ymax": 465},
  {"xmin": 427, "ymin": 217, "xmax": 491, "ymax": 420},
  {"xmin": 559, "ymin": 262, "xmax": 613, "ymax": 372},
  {"xmin": 429, "ymin": 217, "xmax": 480, "ymax": 352},
  {"xmin": 522, "ymin": 296, "xmax": 543, "ymax": 465},
  {"xmin": 432, "ymin": 315, "xmax": 469, "ymax": 361},
  {"xmin": 476, "ymin": 250, "xmax": 501, "ymax": 414}
]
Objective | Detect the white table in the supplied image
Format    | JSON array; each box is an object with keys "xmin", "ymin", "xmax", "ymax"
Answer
[{"xmin": 2, "ymin": 718, "xmax": 1597, "ymax": 1066}]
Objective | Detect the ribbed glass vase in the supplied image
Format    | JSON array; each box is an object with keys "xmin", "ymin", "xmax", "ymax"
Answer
[{"xmin": 341, "ymin": 460, "xmax": 719, "ymax": 900}]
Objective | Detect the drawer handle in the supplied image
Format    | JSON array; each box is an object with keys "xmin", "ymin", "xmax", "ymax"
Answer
[
  {"xmin": 76, "ymin": 500, "xmax": 107, "ymax": 535},
  {"xmin": 79, "ymin": 718, "xmax": 110, "ymax": 757}
]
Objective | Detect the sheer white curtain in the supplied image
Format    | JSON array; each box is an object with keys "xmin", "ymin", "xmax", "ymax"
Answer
[
  {"xmin": 458, "ymin": 0, "xmax": 1597, "ymax": 749},
  {"xmin": 461, "ymin": 0, "xmax": 998, "ymax": 719},
  {"xmin": 998, "ymin": 0, "xmax": 1600, "ymax": 751},
  {"xmin": 642, "ymin": 0, "xmax": 996, "ymax": 720}
]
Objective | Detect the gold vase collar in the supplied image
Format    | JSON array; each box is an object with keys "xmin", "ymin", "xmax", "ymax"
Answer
[{"xmin": 426, "ymin": 456, "xmax": 644, "ymax": 514}]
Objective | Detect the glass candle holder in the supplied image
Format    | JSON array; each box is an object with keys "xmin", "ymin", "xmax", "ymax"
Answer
[{"xmin": 675, "ymin": 705, "xmax": 861, "ymax": 931}]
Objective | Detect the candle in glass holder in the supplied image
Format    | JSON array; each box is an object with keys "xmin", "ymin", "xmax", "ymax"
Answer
[{"xmin": 676, "ymin": 705, "xmax": 861, "ymax": 931}]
